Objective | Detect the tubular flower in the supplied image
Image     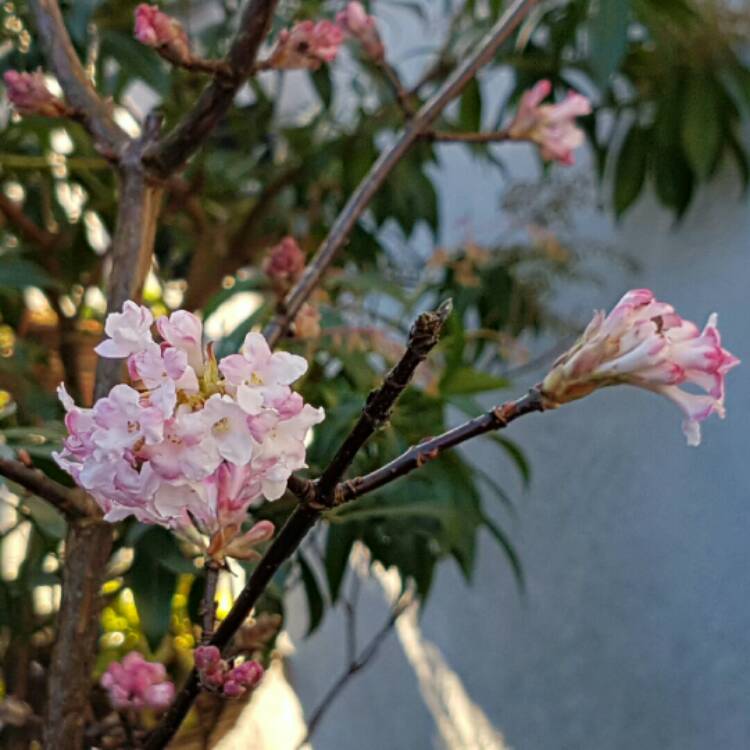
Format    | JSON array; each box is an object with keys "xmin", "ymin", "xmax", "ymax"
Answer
[
  {"xmin": 100, "ymin": 652, "xmax": 175, "ymax": 712},
  {"xmin": 54, "ymin": 302, "xmax": 324, "ymax": 554},
  {"xmin": 336, "ymin": 2, "xmax": 385, "ymax": 61},
  {"xmin": 541, "ymin": 289, "xmax": 739, "ymax": 446},
  {"xmin": 194, "ymin": 646, "xmax": 264, "ymax": 697},
  {"xmin": 507, "ymin": 80, "xmax": 591, "ymax": 165},
  {"xmin": 134, "ymin": 4, "xmax": 191, "ymax": 65},
  {"xmin": 267, "ymin": 20, "xmax": 344, "ymax": 70},
  {"xmin": 3, "ymin": 71, "xmax": 69, "ymax": 118}
]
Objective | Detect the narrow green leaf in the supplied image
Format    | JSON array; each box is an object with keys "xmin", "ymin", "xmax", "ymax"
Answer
[
  {"xmin": 298, "ymin": 552, "xmax": 325, "ymax": 636},
  {"xmin": 681, "ymin": 73, "xmax": 722, "ymax": 180},
  {"xmin": 441, "ymin": 367, "xmax": 509, "ymax": 395},
  {"xmin": 588, "ymin": 0, "xmax": 631, "ymax": 87},
  {"xmin": 481, "ymin": 513, "xmax": 524, "ymax": 593},
  {"xmin": 324, "ymin": 524, "xmax": 355, "ymax": 604},
  {"xmin": 459, "ymin": 78, "xmax": 483, "ymax": 132},
  {"xmin": 486, "ymin": 434, "xmax": 531, "ymax": 487},
  {"xmin": 613, "ymin": 124, "xmax": 649, "ymax": 218}
]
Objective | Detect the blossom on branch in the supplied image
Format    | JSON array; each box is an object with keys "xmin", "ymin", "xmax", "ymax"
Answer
[
  {"xmin": 3, "ymin": 71, "xmax": 70, "ymax": 118},
  {"xmin": 336, "ymin": 2, "xmax": 385, "ymax": 62},
  {"xmin": 264, "ymin": 236, "xmax": 306, "ymax": 294},
  {"xmin": 134, "ymin": 4, "xmax": 192, "ymax": 66},
  {"xmin": 194, "ymin": 645, "xmax": 264, "ymax": 697},
  {"xmin": 507, "ymin": 80, "xmax": 591, "ymax": 165},
  {"xmin": 100, "ymin": 652, "xmax": 175, "ymax": 712},
  {"xmin": 541, "ymin": 289, "xmax": 739, "ymax": 445},
  {"xmin": 54, "ymin": 302, "xmax": 324, "ymax": 557},
  {"xmin": 267, "ymin": 20, "xmax": 344, "ymax": 71}
]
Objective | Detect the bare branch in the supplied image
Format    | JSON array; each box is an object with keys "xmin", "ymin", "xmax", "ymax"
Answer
[
  {"xmin": 427, "ymin": 128, "xmax": 511, "ymax": 143},
  {"xmin": 0, "ymin": 192, "xmax": 59, "ymax": 250},
  {"xmin": 201, "ymin": 563, "xmax": 221, "ymax": 644},
  {"xmin": 263, "ymin": 0, "xmax": 538, "ymax": 347},
  {"xmin": 143, "ymin": 0, "xmax": 281, "ymax": 178},
  {"xmin": 27, "ymin": 0, "xmax": 128, "ymax": 154},
  {"xmin": 0, "ymin": 457, "xmax": 89, "ymax": 519}
]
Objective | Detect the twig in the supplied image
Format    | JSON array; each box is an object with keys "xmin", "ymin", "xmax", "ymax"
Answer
[
  {"xmin": 0, "ymin": 192, "xmax": 59, "ymax": 250},
  {"xmin": 262, "ymin": 0, "xmax": 537, "ymax": 348},
  {"xmin": 0, "ymin": 457, "xmax": 89, "ymax": 519},
  {"xmin": 143, "ymin": 0, "xmax": 281, "ymax": 178},
  {"xmin": 378, "ymin": 61, "xmax": 416, "ymax": 118},
  {"xmin": 27, "ymin": 0, "xmax": 128, "ymax": 154},
  {"xmin": 201, "ymin": 562, "xmax": 221, "ymax": 643},
  {"xmin": 426, "ymin": 128, "xmax": 511, "ymax": 143},
  {"xmin": 298, "ymin": 595, "xmax": 413, "ymax": 749},
  {"xmin": 316, "ymin": 299, "xmax": 452, "ymax": 504},
  {"xmin": 332, "ymin": 388, "xmax": 545, "ymax": 506}
]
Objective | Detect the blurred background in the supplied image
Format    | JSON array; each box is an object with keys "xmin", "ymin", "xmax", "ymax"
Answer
[{"xmin": 0, "ymin": 0, "xmax": 748, "ymax": 748}]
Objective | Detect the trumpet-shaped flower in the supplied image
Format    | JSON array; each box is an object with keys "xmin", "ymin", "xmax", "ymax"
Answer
[
  {"xmin": 541, "ymin": 289, "xmax": 739, "ymax": 445},
  {"xmin": 336, "ymin": 2, "xmax": 385, "ymax": 61},
  {"xmin": 267, "ymin": 21, "xmax": 344, "ymax": 70},
  {"xmin": 3, "ymin": 71, "xmax": 69, "ymax": 117},
  {"xmin": 100, "ymin": 652, "xmax": 175, "ymax": 711}
]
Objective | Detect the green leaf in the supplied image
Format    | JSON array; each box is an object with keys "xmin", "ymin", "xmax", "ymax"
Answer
[
  {"xmin": 311, "ymin": 66, "xmax": 333, "ymax": 110},
  {"xmin": 481, "ymin": 512, "xmax": 524, "ymax": 593},
  {"xmin": 613, "ymin": 124, "xmax": 649, "ymax": 218},
  {"xmin": 459, "ymin": 78, "xmax": 483, "ymax": 132},
  {"xmin": 441, "ymin": 367, "xmax": 509, "ymax": 395},
  {"xmin": 486, "ymin": 434, "xmax": 531, "ymax": 487},
  {"xmin": 588, "ymin": 0, "xmax": 631, "ymax": 87},
  {"xmin": 324, "ymin": 523, "xmax": 355, "ymax": 604},
  {"xmin": 0, "ymin": 257, "xmax": 58, "ymax": 291},
  {"xmin": 681, "ymin": 73, "xmax": 723, "ymax": 180},
  {"xmin": 298, "ymin": 552, "xmax": 325, "ymax": 636}
]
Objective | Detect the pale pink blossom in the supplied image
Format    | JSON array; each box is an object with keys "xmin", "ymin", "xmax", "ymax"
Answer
[
  {"xmin": 541, "ymin": 289, "xmax": 739, "ymax": 445},
  {"xmin": 156, "ymin": 310, "xmax": 205, "ymax": 374},
  {"xmin": 268, "ymin": 21, "xmax": 344, "ymax": 70},
  {"xmin": 100, "ymin": 652, "xmax": 175, "ymax": 712},
  {"xmin": 507, "ymin": 80, "xmax": 591, "ymax": 165},
  {"xmin": 134, "ymin": 4, "xmax": 191, "ymax": 65},
  {"xmin": 336, "ymin": 2, "xmax": 385, "ymax": 61},
  {"xmin": 194, "ymin": 646, "xmax": 264, "ymax": 697},
  {"xmin": 3, "ymin": 70, "xmax": 69, "ymax": 117},
  {"xmin": 95, "ymin": 301, "xmax": 154, "ymax": 358}
]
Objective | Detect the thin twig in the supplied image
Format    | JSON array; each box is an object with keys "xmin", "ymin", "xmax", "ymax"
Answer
[
  {"xmin": 201, "ymin": 563, "xmax": 221, "ymax": 643},
  {"xmin": 298, "ymin": 595, "xmax": 413, "ymax": 749},
  {"xmin": 263, "ymin": 0, "xmax": 537, "ymax": 348},
  {"xmin": 0, "ymin": 192, "xmax": 59, "ymax": 250},
  {"xmin": 143, "ymin": 0, "xmax": 281, "ymax": 178},
  {"xmin": 0, "ymin": 457, "xmax": 90, "ymax": 519},
  {"xmin": 27, "ymin": 0, "xmax": 128, "ymax": 154},
  {"xmin": 427, "ymin": 128, "xmax": 511, "ymax": 143}
]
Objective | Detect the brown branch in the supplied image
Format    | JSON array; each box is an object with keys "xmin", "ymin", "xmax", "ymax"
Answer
[
  {"xmin": 426, "ymin": 128, "xmax": 511, "ymax": 143},
  {"xmin": 0, "ymin": 457, "xmax": 89, "ymax": 519},
  {"xmin": 43, "ymin": 116, "xmax": 165, "ymax": 750},
  {"xmin": 27, "ymin": 0, "xmax": 128, "ymax": 154},
  {"xmin": 333, "ymin": 388, "xmax": 545, "ymax": 506},
  {"xmin": 201, "ymin": 562, "xmax": 221, "ymax": 644},
  {"xmin": 0, "ymin": 193, "xmax": 59, "ymax": 250},
  {"xmin": 143, "ymin": 0, "xmax": 281, "ymax": 178},
  {"xmin": 298, "ymin": 594, "xmax": 413, "ymax": 749},
  {"xmin": 262, "ymin": 0, "xmax": 537, "ymax": 348}
]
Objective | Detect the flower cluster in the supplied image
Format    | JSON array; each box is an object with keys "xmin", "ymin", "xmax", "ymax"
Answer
[
  {"xmin": 267, "ymin": 20, "xmax": 344, "ymax": 70},
  {"xmin": 54, "ymin": 302, "xmax": 324, "ymax": 549},
  {"xmin": 264, "ymin": 236, "xmax": 306, "ymax": 295},
  {"xmin": 541, "ymin": 289, "xmax": 739, "ymax": 445},
  {"xmin": 134, "ymin": 4, "xmax": 191, "ymax": 66},
  {"xmin": 507, "ymin": 80, "xmax": 591, "ymax": 165},
  {"xmin": 194, "ymin": 646, "xmax": 264, "ymax": 697},
  {"xmin": 3, "ymin": 71, "xmax": 69, "ymax": 118},
  {"xmin": 337, "ymin": 1, "xmax": 385, "ymax": 61},
  {"xmin": 100, "ymin": 652, "xmax": 175, "ymax": 712}
]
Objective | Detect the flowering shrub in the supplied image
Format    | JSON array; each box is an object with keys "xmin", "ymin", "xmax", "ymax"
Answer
[{"xmin": 54, "ymin": 302, "xmax": 323, "ymax": 552}]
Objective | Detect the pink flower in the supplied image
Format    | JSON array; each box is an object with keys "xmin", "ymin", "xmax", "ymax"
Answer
[
  {"xmin": 95, "ymin": 301, "xmax": 154, "ymax": 358},
  {"xmin": 264, "ymin": 236, "xmax": 306, "ymax": 293},
  {"xmin": 134, "ymin": 4, "xmax": 191, "ymax": 65},
  {"xmin": 3, "ymin": 70, "xmax": 69, "ymax": 117},
  {"xmin": 222, "ymin": 519, "xmax": 275, "ymax": 560},
  {"xmin": 100, "ymin": 652, "xmax": 175, "ymax": 712},
  {"xmin": 507, "ymin": 80, "xmax": 591, "ymax": 165},
  {"xmin": 541, "ymin": 289, "xmax": 739, "ymax": 445},
  {"xmin": 156, "ymin": 310, "xmax": 205, "ymax": 375},
  {"xmin": 268, "ymin": 20, "xmax": 344, "ymax": 70},
  {"xmin": 195, "ymin": 646, "xmax": 264, "ymax": 696},
  {"xmin": 336, "ymin": 2, "xmax": 385, "ymax": 61}
]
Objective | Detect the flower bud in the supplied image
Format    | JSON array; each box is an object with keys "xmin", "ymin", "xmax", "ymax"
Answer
[
  {"xmin": 264, "ymin": 236, "xmax": 306, "ymax": 294},
  {"xmin": 267, "ymin": 21, "xmax": 344, "ymax": 70},
  {"xmin": 3, "ymin": 71, "xmax": 69, "ymax": 118},
  {"xmin": 336, "ymin": 2, "xmax": 385, "ymax": 61},
  {"xmin": 134, "ymin": 4, "xmax": 191, "ymax": 66},
  {"xmin": 294, "ymin": 303, "xmax": 321, "ymax": 339}
]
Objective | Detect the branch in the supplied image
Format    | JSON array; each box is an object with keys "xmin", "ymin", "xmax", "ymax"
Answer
[
  {"xmin": 0, "ymin": 192, "xmax": 58, "ymax": 250},
  {"xmin": 27, "ymin": 0, "xmax": 128, "ymax": 154},
  {"xmin": 426, "ymin": 129, "xmax": 511, "ymax": 143},
  {"xmin": 201, "ymin": 562, "xmax": 221, "ymax": 643},
  {"xmin": 298, "ymin": 594, "xmax": 413, "ymax": 749},
  {"xmin": 262, "ymin": 0, "xmax": 537, "ymax": 347},
  {"xmin": 143, "ymin": 0, "xmax": 281, "ymax": 178},
  {"xmin": 332, "ymin": 388, "xmax": 545, "ymax": 506},
  {"xmin": 0, "ymin": 457, "xmax": 89, "ymax": 519},
  {"xmin": 315, "ymin": 299, "xmax": 452, "ymax": 504}
]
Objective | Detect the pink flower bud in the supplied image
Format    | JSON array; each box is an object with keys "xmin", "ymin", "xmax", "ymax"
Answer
[
  {"xmin": 134, "ymin": 4, "xmax": 191, "ymax": 65},
  {"xmin": 194, "ymin": 645, "xmax": 221, "ymax": 671},
  {"xmin": 227, "ymin": 660, "xmax": 264, "ymax": 690},
  {"xmin": 264, "ymin": 236, "xmax": 306, "ymax": 293},
  {"xmin": 336, "ymin": 2, "xmax": 385, "ymax": 61},
  {"xmin": 507, "ymin": 80, "xmax": 591, "ymax": 165},
  {"xmin": 541, "ymin": 289, "xmax": 739, "ymax": 445},
  {"xmin": 268, "ymin": 20, "xmax": 344, "ymax": 71},
  {"xmin": 223, "ymin": 520, "xmax": 275, "ymax": 560},
  {"xmin": 294, "ymin": 303, "xmax": 321, "ymax": 339},
  {"xmin": 100, "ymin": 652, "xmax": 174, "ymax": 712},
  {"xmin": 3, "ymin": 71, "xmax": 69, "ymax": 118}
]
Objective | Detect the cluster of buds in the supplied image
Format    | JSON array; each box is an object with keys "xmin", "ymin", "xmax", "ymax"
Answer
[
  {"xmin": 541, "ymin": 289, "xmax": 739, "ymax": 446},
  {"xmin": 266, "ymin": 20, "xmax": 344, "ymax": 71},
  {"xmin": 194, "ymin": 646, "xmax": 264, "ymax": 697},
  {"xmin": 337, "ymin": 2, "xmax": 385, "ymax": 62},
  {"xmin": 264, "ymin": 236, "xmax": 306, "ymax": 295},
  {"xmin": 54, "ymin": 302, "xmax": 324, "ymax": 556},
  {"xmin": 100, "ymin": 652, "xmax": 175, "ymax": 712},
  {"xmin": 134, "ymin": 4, "xmax": 192, "ymax": 67},
  {"xmin": 3, "ymin": 70, "xmax": 70, "ymax": 118},
  {"xmin": 507, "ymin": 80, "xmax": 592, "ymax": 165}
]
